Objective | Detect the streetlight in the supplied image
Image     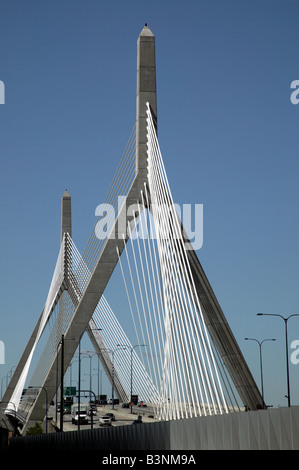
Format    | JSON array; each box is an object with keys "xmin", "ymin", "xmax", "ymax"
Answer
[
  {"xmin": 56, "ymin": 334, "xmax": 76, "ymax": 431},
  {"xmin": 76, "ymin": 333, "xmax": 99, "ymax": 432},
  {"xmin": 7, "ymin": 366, "xmax": 16, "ymax": 385},
  {"xmin": 68, "ymin": 359, "xmax": 79, "ymax": 389},
  {"xmin": 98, "ymin": 347, "xmax": 120, "ymax": 410},
  {"xmin": 257, "ymin": 313, "xmax": 299, "ymax": 407},
  {"xmin": 77, "ymin": 390, "xmax": 96, "ymax": 430},
  {"xmin": 81, "ymin": 350, "xmax": 98, "ymax": 404},
  {"xmin": 1, "ymin": 366, "xmax": 16, "ymax": 399},
  {"xmin": 60, "ymin": 334, "xmax": 65, "ymax": 431},
  {"xmin": 29, "ymin": 386, "xmax": 49, "ymax": 434},
  {"xmin": 244, "ymin": 337, "xmax": 276, "ymax": 408},
  {"xmin": 117, "ymin": 343, "xmax": 146, "ymax": 412},
  {"xmin": 93, "ymin": 361, "xmax": 103, "ymax": 401}
]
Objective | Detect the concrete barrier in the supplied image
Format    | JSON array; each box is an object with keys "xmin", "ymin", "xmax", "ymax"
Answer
[{"xmin": 8, "ymin": 407, "xmax": 299, "ymax": 450}]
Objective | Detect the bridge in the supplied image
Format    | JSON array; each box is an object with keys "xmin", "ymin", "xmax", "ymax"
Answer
[{"xmin": 1, "ymin": 24, "xmax": 297, "ymax": 451}]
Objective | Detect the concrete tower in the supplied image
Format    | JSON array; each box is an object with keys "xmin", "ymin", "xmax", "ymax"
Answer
[
  {"xmin": 61, "ymin": 189, "xmax": 71, "ymax": 241},
  {"xmin": 136, "ymin": 24, "xmax": 157, "ymax": 178}
]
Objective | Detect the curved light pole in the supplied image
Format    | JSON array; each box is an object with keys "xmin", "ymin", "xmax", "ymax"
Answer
[
  {"xmin": 244, "ymin": 337, "xmax": 276, "ymax": 408},
  {"xmin": 29, "ymin": 386, "xmax": 48, "ymax": 434},
  {"xmin": 98, "ymin": 348, "xmax": 115, "ymax": 409},
  {"xmin": 117, "ymin": 343, "xmax": 146, "ymax": 412},
  {"xmin": 257, "ymin": 313, "xmax": 299, "ymax": 407},
  {"xmin": 1, "ymin": 366, "xmax": 16, "ymax": 399},
  {"xmin": 56, "ymin": 334, "xmax": 76, "ymax": 431},
  {"xmin": 93, "ymin": 361, "xmax": 103, "ymax": 400},
  {"xmin": 81, "ymin": 350, "xmax": 97, "ymax": 404},
  {"xmin": 77, "ymin": 390, "xmax": 96, "ymax": 430},
  {"xmin": 99, "ymin": 347, "xmax": 126, "ymax": 409}
]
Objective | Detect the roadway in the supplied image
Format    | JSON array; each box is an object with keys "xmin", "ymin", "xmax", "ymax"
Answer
[{"xmin": 49, "ymin": 403, "xmax": 158, "ymax": 432}]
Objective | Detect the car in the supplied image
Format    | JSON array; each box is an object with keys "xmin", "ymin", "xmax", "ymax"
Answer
[
  {"xmin": 108, "ymin": 398, "xmax": 119, "ymax": 405},
  {"xmin": 138, "ymin": 401, "xmax": 147, "ymax": 407},
  {"xmin": 122, "ymin": 402, "xmax": 129, "ymax": 408},
  {"xmin": 104, "ymin": 412, "xmax": 115, "ymax": 421},
  {"xmin": 88, "ymin": 404, "xmax": 97, "ymax": 416},
  {"xmin": 98, "ymin": 399, "xmax": 107, "ymax": 405},
  {"xmin": 132, "ymin": 415, "xmax": 143, "ymax": 425},
  {"xmin": 99, "ymin": 415, "xmax": 111, "ymax": 426}
]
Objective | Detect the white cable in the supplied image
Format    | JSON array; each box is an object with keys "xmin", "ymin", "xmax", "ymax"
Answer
[
  {"xmin": 147, "ymin": 119, "xmax": 208, "ymax": 416},
  {"xmin": 146, "ymin": 103, "xmax": 229, "ymax": 415}
]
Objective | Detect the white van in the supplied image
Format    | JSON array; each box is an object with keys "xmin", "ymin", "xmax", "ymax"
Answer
[{"xmin": 71, "ymin": 404, "xmax": 88, "ymax": 425}]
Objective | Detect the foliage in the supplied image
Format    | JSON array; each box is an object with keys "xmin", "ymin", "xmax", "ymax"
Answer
[{"xmin": 26, "ymin": 422, "xmax": 44, "ymax": 435}]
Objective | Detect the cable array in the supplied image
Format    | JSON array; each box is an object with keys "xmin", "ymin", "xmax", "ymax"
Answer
[
  {"xmin": 7, "ymin": 114, "xmax": 242, "ymax": 425},
  {"xmin": 11, "ymin": 127, "xmax": 137, "ymax": 419},
  {"xmin": 115, "ymin": 104, "xmax": 238, "ymax": 420},
  {"xmin": 8, "ymin": 239, "xmax": 65, "ymax": 416},
  {"xmin": 92, "ymin": 296, "xmax": 160, "ymax": 404},
  {"xmin": 81, "ymin": 124, "xmax": 136, "ymax": 273},
  {"xmin": 17, "ymin": 231, "xmax": 160, "ymax": 420}
]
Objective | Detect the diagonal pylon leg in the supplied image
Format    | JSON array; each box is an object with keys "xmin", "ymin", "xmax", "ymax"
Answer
[{"xmin": 2, "ymin": 236, "xmax": 67, "ymax": 421}]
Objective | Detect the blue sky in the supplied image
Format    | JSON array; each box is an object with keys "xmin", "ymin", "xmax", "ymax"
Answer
[{"xmin": 0, "ymin": 0, "xmax": 298, "ymax": 407}]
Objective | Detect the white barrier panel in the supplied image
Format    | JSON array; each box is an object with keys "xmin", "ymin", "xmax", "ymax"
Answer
[{"xmin": 9, "ymin": 407, "xmax": 299, "ymax": 450}]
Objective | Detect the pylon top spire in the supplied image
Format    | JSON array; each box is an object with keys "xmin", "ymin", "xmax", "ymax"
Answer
[
  {"xmin": 139, "ymin": 23, "xmax": 154, "ymax": 37},
  {"xmin": 136, "ymin": 23, "xmax": 157, "ymax": 178},
  {"xmin": 61, "ymin": 188, "xmax": 71, "ymax": 241}
]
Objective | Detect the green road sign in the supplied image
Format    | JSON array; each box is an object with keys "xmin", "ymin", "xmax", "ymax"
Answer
[{"xmin": 64, "ymin": 386, "xmax": 76, "ymax": 396}]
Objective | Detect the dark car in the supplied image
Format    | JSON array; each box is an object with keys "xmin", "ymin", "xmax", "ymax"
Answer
[
  {"xmin": 138, "ymin": 401, "xmax": 147, "ymax": 407},
  {"xmin": 132, "ymin": 415, "xmax": 142, "ymax": 425}
]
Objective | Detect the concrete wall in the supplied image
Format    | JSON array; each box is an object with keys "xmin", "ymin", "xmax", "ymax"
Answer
[{"xmin": 8, "ymin": 407, "xmax": 299, "ymax": 451}]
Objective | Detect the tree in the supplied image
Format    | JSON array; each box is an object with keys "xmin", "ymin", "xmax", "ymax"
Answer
[{"xmin": 26, "ymin": 422, "xmax": 44, "ymax": 435}]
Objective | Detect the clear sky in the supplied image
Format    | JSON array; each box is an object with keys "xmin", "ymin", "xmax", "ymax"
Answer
[{"xmin": 0, "ymin": 0, "xmax": 298, "ymax": 408}]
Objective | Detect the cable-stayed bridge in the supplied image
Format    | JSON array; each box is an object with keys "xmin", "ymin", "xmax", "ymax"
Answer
[{"xmin": 1, "ymin": 25, "xmax": 263, "ymax": 436}]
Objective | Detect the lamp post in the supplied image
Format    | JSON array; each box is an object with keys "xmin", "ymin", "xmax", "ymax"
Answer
[
  {"xmin": 6, "ymin": 366, "xmax": 16, "ymax": 386},
  {"xmin": 244, "ymin": 337, "xmax": 276, "ymax": 408},
  {"xmin": 82, "ymin": 350, "xmax": 98, "ymax": 404},
  {"xmin": 60, "ymin": 334, "xmax": 65, "ymax": 431},
  {"xmin": 56, "ymin": 334, "xmax": 76, "ymax": 431},
  {"xmin": 1, "ymin": 366, "xmax": 16, "ymax": 399},
  {"xmin": 1, "ymin": 376, "xmax": 7, "ymax": 400},
  {"xmin": 98, "ymin": 347, "xmax": 120, "ymax": 409},
  {"xmin": 78, "ymin": 336, "xmax": 82, "ymax": 432},
  {"xmin": 29, "ymin": 386, "xmax": 48, "ymax": 434},
  {"xmin": 117, "ymin": 343, "xmax": 146, "ymax": 412},
  {"xmin": 257, "ymin": 313, "xmax": 299, "ymax": 407},
  {"xmin": 69, "ymin": 359, "xmax": 79, "ymax": 389},
  {"xmin": 94, "ymin": 360, "xmax": 103, "ymax": 401},
  {"xmin": 77, "ymin": 390, "xmax": 96, "ymax": 430}
]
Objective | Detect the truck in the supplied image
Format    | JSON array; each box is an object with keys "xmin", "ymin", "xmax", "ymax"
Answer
[
  {"xmin": 71, "ymin": 403, "xmax": 88, "ymax": 425},
  {"xmin": 63, "ymin": 396, "xmax": 73, "ymax": 414}
]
